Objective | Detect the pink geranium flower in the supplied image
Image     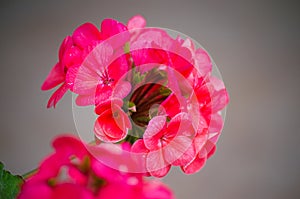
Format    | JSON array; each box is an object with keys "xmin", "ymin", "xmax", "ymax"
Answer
[
  {"xmin": 18, "ymin": 135, "xmax": 175, "ymax": 199},
  {"xmin": 42, "ymin": 18, "xmax": 134, "ymax": 108},
  {"xmin": 72, "ymin": 42, "xmax": 131, "ymax": 106},
  {"xmin": 94, "ymin": 98, "xmax": 132, "ymax": 142},
  {"xmin": 41, "ymin": 23, "xmax": 101, "ymax": 108},
  {"xmin": 180, "ymin": 76, "xmax": 229, "ymax": 174},
  {"xmin": 158, "ymin": 75, "xmax": 229, "ymax": 174},
  {"xmin": 129, "ymin": 28, "xmax": 194, "ymax": 78},
  {"xmin": 131, "ymin": 113, "xmax": 196, "ymax": 177},
  {"xmin": 40, "ymin": 15, "xmax": 229, "ymax": 177}
]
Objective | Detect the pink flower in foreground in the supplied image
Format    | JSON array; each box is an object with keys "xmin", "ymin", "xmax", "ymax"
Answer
[{"xmin": 18, "ymin": 135, "xmax": 175, "ymax": 199}]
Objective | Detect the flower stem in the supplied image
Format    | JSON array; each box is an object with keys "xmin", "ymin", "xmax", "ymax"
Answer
[{"xmin": 22, "ymin": 168, "xmax": 37, "ymax": 179}]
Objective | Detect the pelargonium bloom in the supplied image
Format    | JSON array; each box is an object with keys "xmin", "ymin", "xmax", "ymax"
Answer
[
  {"xmin": 41, "ymin": 17, "xmax": 135, "ymax": 108},
  {"xmin": 42, "ymin": 15, "xmax": 229, "ymax": 177},
  {"xmin": 18, "ymin": 135, "xmax": 175, "ymax": 199},
  {"xmin": 94, "ymin": 98, "xmax": 131, "ymax": 142},
  {"xmin": 74, "ymin": 25, "xmax": 228, "ymax": 176},
  {"xmin": 41, "ymin": 23, "xmax": 101, "ymax": 108},
  {"xmin": 72, "ymin": 42, "xmax": 131, "ymax": 106},
  {"xmin": 131, "ymin": 113, "xmax": 196, "ymax": 177}
]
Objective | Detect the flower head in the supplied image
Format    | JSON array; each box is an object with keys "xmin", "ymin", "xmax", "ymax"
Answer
[{"xmin": 41, "ymin": 15, "xmax": 229, "ymax": 177}]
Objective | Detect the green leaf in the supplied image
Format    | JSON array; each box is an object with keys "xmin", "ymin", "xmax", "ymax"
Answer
[{"xmin": 0, "ymin": 162, "xmax": 24, "ymax": 199}]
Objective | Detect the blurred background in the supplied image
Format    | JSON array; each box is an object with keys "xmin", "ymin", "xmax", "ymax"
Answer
[{"xmin": 0, "ymin": 0, "xmax": 299, "ymax": 198}]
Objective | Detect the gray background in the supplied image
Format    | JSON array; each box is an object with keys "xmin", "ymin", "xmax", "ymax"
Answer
[{"xmin": 0, "ymin": 0, "xmax": 299, "ymax": 198}]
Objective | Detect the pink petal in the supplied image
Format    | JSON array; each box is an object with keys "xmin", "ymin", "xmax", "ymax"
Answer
[
  {"xmin": 204, "ymin": 140, "xmax": 217, "ymax": 159},
  {"xmin": 194, "ymin": 48, "xmax": 212, "ymax": 76},
  {"xmin": 89, "ymin": 143, "xmax": 142, "ymax": 179},
  {"xmin": 188, "ymin": 93, "xmax": 208, "ymax": 133},
  {"xmin": 52, "ymin": 183, "xmax": 94, "ymax": 199},
  {"xmin": 18, "ymin": 183, "xmax": 52, "ymax": 199},
  {"xmin": 97, "ymin": 183, "xmax": 137, "ymax": 199},
  {"xmin": 94, "ymin": 120, "xmax": 124, "ymax": 143},
  {"xmin": 193, "ymin": 132, "xmax": 208, "ymax": 154},
  {"xmin": 210, "ymin": 76, "xmax": 225, "ymax": 91},
  {"xmin": 163, "ymin": 135, "xmax": 195, "ymax": 166},
  {"xmin": 59, "ymin": 36, "xmax": 73, "ymax": 61},
  {"xmin": 129, "ymin": 48, "xmax": 162, "ymax": 66},
  {"xmin": 73, "ymin": 63, "xmax": 99, "ymax": 95},
  {"xmin": 112, "ymin": 81, "xmax": 131, "ymax": 99},
  {"xmin": 146, "ymin": 149, "xmax": 171, "ymax": 177},
  {"xmin": 46, "ymin": 83, "xmax": 69, "ymax": 108},
  {"xmin": 168, "ymin": 51, "xmax": 193, "ymax": 78},
  {"xmin": 208, "ymin": 113, "xmax": 223, "ymax": 133},
  {"xmin": 65, "ymin": 65, "xmax": 79, "ymax": 90},
  {"xmin": 127, "ymin": 15, "xmax": 146, "ymax": 30},
  {"xmin": 143, "ymin": 181, "xmax": 175, "ymax": 199},
  {"xmin": 208, "ymin": 131, "xmax": 220, "ymax": 144},
  {"xmin": 62, "ymin": 46, "xmax": 83, "ymax": 69},
  {"xmin": 68, "ymin": 166, "xmax": 88, "ymax": 185},
  {"xmin": 181, "ymin": 38, "xmax": 195, "ymax": 52},
  {"xmin": 101, "ymin": 19, "xmax": 127, "ymax": 39},
  {"xmin": 113, "ymin": 104, "xmax": 132, "ymax": 130},
  {"xmin": 181, "ymin": 153, "xmax": 207, "ymax": 175},
  {"xmin": 73, "ymin": 42, "xmax": 114, "ymax": 94},
  {"xmin": 95, "ymin": 85, "xmax": 113, "ymax": 105},
  {"xmin": 211, "ymin": 88, "xmax": 229, "ymax": 112},
  {"xmin": 72, "ymin": 23, "xmax": 101, "ymax": 49},
  {"xmin": 107, "ymin": 54, "xmax": 129, "ymax": 84},
  {"xmin": 36, "ymin": 154, "xmax": 64, "ymax": 180},
  {"xmin": 75, "ymin": 94, "xmax": 94, "ymax": 106},
  {"xmin": 143, "ymin": 116, "xmax": 166, "ymax": 150},
  {"xmin": 166, "ymin": 66, "xmax": 187, "ymax": 108},
  {"xmin": 95, "ymin": 98, "xmax": 123, "ymax": 115},
  {"xmin": 41, "ymin": 63, "xmax": 65, "ymax": 90},
  {"xmin": 160, "ymin": 94, "xmax": 180, "ymax": 118},
  {"xmin": 52, "ymin": 135, "xmax": 87, "ymax": 158},
  {"xmin": 94, "ymin": 107, "xmax": 129, "ymax": 142},
  {"xmin": 131, "ymin": 139, "xmax": 148, "ymax": 154},
  {"xmin": 134, "ymin": 28, "xmax": 173, "ymax": 50},
  {"xmin": 131, "ymin": 139, "xmax": 150, "ymax": 175},
  {"xmin": 166, "ymin": 113, "xmax": 194, "ymax": 138},
  {"xmin": 207, "ymin": 144, "xmax": 216, "ymax": 159}
]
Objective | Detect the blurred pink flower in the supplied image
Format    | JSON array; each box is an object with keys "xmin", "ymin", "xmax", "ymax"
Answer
[{"xmin": 18, "ymin": 135, "xmax": 175, "ymax": 199}]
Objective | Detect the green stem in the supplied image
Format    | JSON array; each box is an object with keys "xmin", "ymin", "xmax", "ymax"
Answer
[{"xmin": 22, "ymin": 168, "xmax": 37, "ymax": 179}]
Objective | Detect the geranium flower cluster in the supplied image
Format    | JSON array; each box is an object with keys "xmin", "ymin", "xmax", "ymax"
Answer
[
  {"xmin": 42, "ymin": 15, "xmax": 229, "ymax": 177},
  {"xmin": 18, "ymin": 135, "xmax": 174, "ymax": 199}
]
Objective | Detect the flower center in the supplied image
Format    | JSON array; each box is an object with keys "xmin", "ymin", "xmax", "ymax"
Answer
[
  {"xmin": 129, "ymin": 83, "xmax": 170, "ymax": 127},
  {"xmin": 100, "ymin": 69, "xmax": 114, "ymax": 85},
  {"xmin": 122, "ymin": 66, "xmax": 172, "ymax": 143}
]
